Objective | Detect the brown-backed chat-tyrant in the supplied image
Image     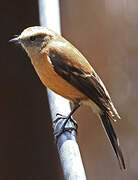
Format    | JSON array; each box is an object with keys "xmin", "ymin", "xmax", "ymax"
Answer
[{"xmin": 9, "ymin": 26, "xmax": 126, "ymax": 170}]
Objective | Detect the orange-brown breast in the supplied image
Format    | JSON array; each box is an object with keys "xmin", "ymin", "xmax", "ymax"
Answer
[{"xmin": 30, "ymin": 52, "xmax": 87, "ymax": 102}]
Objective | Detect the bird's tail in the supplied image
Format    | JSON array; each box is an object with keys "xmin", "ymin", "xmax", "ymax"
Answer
[{"xmin": 100, "ymin": 111, "xmax": 126, "ymax": 170}]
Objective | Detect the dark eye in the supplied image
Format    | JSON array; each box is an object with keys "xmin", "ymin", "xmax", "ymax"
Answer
[
  {"xmin": 30, "ymin": 36, "xmax": 36, "ymax": 41},
  {"xmin": 29, "ymin": 35, "xmax": 44, "ymax": 42}
]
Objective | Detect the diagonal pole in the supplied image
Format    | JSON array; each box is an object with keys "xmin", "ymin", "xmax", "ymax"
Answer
[{"xmin": 38, "ymin": 0, "xmax": 87, "ymax": 179}]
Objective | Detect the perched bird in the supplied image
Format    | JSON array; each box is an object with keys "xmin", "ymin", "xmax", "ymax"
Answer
[{"xmin": 9, "ymin": 26, "xmax": 125, "ymax": 170}]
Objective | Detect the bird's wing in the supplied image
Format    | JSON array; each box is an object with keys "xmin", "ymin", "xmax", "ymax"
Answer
[{"xmin": 48, "ymin": 48, "xmax": 120, "ymax": 120}]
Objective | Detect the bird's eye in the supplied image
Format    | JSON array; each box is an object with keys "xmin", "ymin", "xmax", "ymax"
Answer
[
  {"xmin": 29, "ymin": 35, "xmax": 44, "ymax": 42},
  {"xmin": 29, "ymin": 36, "xmax": 36, "ymax": 41}
]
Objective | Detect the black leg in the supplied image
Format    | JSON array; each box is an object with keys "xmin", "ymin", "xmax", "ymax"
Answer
[
  {"xmin": 53, "ymin": 104, "xmax": 80, "ymax": 138},
  {"xmin": 62, "ymin": 104, "xmax": 80, "ymax": 128}
]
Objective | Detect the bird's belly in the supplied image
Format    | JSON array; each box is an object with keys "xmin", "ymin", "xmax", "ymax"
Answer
[
  {"xmin": 42, "ymin": 72, "xmax": 84, "ymax": 101},
  {"xmin": 32, "ymin": 56, "xmax": 86, "ymax": 102}
]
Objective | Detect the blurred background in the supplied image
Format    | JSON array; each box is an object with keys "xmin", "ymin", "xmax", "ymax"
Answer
[{"xmin": 1, "ymin": 0, "xmax": 138, "ymax": 179}]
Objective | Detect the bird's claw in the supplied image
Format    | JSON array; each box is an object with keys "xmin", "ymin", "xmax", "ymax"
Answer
[{"xmin": 53, "ymin": 114, "xmax": 78, "ymax": 139}]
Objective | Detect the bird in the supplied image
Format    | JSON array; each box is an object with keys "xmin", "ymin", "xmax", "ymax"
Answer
[{"xmin": 9, "ymin": 26, "xmax": 125, "ymax": 170}]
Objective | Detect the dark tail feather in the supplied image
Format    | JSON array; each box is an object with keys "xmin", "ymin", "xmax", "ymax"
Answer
[{"xmin": 100, "ymin": 112, "xmax": 126, "ymax": 170}]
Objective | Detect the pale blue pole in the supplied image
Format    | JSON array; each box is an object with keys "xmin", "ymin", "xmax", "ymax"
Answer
[{"xmin": 38, "ymin": 1, "xmax": 87, "ymax": 179}]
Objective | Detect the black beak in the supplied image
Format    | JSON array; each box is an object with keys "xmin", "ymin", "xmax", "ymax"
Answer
[{"xmin": 9, "ymin": 36, "xmax": 20, "ymax": 44}]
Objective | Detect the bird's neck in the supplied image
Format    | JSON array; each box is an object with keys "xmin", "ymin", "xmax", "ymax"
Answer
[{"xmin": 27, "ymin": 50, "xmax": 46, "ymax": 67}]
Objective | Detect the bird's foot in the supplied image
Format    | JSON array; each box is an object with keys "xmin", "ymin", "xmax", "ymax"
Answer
[{"xmin": 53, "ymin": 113, "xmax": 78, "ymax": 139}]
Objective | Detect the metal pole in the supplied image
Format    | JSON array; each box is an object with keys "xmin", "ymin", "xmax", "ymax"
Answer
[{"xmin": 38, "ymin": 1, "xmax": 87, "ymax": 179}]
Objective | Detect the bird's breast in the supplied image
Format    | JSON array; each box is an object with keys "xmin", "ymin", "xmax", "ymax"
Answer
[{"xmin": 30, "ymin": 53, "xmax": 87, "ymax": 102}]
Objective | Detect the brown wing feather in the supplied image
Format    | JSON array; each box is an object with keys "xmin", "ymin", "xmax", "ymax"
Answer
[{"xmin": 48, "ymin": 49, "xmax": 117, "ymax": 115}]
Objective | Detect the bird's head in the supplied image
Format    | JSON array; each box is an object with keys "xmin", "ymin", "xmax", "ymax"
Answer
[{"xmin": 9, "ymin": 26, "xmax": 57, "ymax": 55}]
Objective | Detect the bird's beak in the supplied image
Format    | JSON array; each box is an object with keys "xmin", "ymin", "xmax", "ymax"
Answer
[{"xmin": 9, "ymin": 36, "xmax": 20, "ymax": 44}]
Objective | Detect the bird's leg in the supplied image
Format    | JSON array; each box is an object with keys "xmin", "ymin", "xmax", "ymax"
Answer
[
  {"xmin": 53, "ymin": 104, "xmax": 80, "ymax": 138},
  {"xmin": 63, "ymin": 104, "xmax": 80, "ymax": 126}
]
